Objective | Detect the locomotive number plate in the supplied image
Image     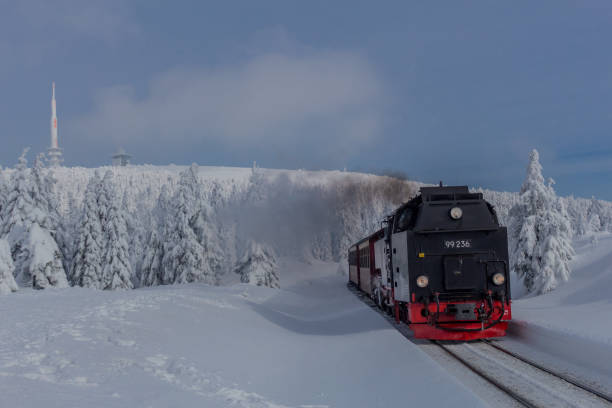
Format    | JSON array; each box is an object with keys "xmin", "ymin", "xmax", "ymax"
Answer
[{"xmin": 444, "ymin": 239, "xmax": 472, "ymax": 249}]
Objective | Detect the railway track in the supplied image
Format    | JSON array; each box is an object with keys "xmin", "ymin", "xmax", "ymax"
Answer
[
  {"xmin": 347, "ymin": 283, "xmax": 612, "ymax": 407},
  {"xmin": 433, "ymin": 340, "xmax": 611, "ymax": 408},
  {"xmin": 483, "ymin": 339, "xmax": 612, "ymax": 405}
]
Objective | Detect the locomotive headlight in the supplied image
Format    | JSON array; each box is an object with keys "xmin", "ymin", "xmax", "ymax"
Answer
[
  {"xmin": 449, "ymin": 207, "xmax": 463, "ymax": 220},
  {"xmin": 416, "ymin": 275, "xmax": 429, "ymax": 288},
  {"xmin": 492, "ymin": 273, "xmax": 505, "ymax": 285}
]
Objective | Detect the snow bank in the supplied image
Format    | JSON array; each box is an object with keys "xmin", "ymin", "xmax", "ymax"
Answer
[
  {"xmin": 505, "ymin": 232, "xmax": 612, "ymax": 392},
  {"xmin": 0, "ymin": 259, "xmax": 486, "ymax": 407}
]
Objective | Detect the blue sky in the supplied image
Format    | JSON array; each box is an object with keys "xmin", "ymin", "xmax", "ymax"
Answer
[{"xmin": 1, "ymin": 1, "xmax": 612, "ymax": 199}]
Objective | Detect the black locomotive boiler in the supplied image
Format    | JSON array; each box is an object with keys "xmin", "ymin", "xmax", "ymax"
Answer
[{"xmin": 348, "ymin": 185, "xmax": 511, "ymax": 340}]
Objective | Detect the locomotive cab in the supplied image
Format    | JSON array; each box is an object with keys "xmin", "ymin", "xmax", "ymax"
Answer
[{"xmin": 389, "ymin": 186, "xmax": 511, "ymax": 340}]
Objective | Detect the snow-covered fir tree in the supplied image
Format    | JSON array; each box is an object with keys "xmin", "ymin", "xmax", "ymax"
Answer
[
  {"xmin": 139, "ymin": 229, "xmax": 164, "ymax": 287},
  {"xmin": 234, "ymin": 240, "xmax": 279, "ymax": 288},
  {"xmin": 192, "ymin": 202, "xmax": 224, "ymax": 284},
  {"xmin": 30, "ymin": 154, "xmax": 60, "ymax": 232},
  {"xmin": 25, "ymin": 223, "xmax": 69, "ymax": 289},
  {"xmin": 0, "ymin": 168, "xmax": 7, "ymax": 225},
  {"xmin": 587, "ymin": 196, "xmax": 604, "ymax": 233},
  {"xmin": 203, "ymin": 181, "xmax": 232, "ymax": 280},
  {"xmin": 0, "ymin": 150, "xmax": 68, "ymax": 288},
  {"xmin": 71, "ymin": 173, "xmax": 105, "ymax": 288},
  {"xmin": 99, "ymin": 171, "xmax": 134, "ymax": 290},
  {"xmin": 0, "ymin": 149, "xmax": 34, "ymax": 242},
  {"xmin": 161, "ymin": 165, "xmax": 210, "ymax": 284},
  {"xmin": 0, "ymin": 239, "xmax": 17, "ymax": 294},
  {"xmin": 121, "ymin": 191, "xmax": 142, "ymax": 279},
  {"xmin": 564, "ymin": 195, "xmax": 587, "ymax": 236},
  {"xmin": 56, "ymin": 191, "xmax": 80, "ymax": 277},
  {"xmin": 139, "ymin": 185, "xmax": 170, "ymax": 287},
  {"xmin": 604, "ymin": 206, "xmax": 612, "ymax": 232},
  {"xmin": 509, "ymin": 149, "xmax": 574, "ymax": 294}
]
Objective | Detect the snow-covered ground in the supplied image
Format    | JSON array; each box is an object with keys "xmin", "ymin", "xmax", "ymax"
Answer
[
  {"xmin": 0, "ymin": 259, "xmax": 487, "ymax": 408},
  {"xmin": 503, "ymin": 232, "xmax": 612, "ymax": 394},
  {"xmin": 2, "ymin": 161, "xmax": 612, "ymax": 406}
]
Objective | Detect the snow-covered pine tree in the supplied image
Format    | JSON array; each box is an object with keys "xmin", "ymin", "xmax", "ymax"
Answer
[
  {"xmin": 121, "ymin": 191, "xmax": 142, "ymax": 279},
  {"xmin": 603, "ymin": 205, "xmax": 612, "ymax": 232},
  {"xmin": 71, "ymin": 173, "xmax": 105, "ymax": 288},
  {"xmin": 0, "ymin": 150, "xmax": 68, "ymax": 288},
  {"xmin": 0, "ymin": 239, "xmax": 17, "ymax": 294},
  {"xmin": 25, "ymin": 223, "xmax": 69, "ymax": 289},
  {"xmin": 0, "ymin": 149, "xmax": 34, "ymax": 242},
  {"xmin": 202, "ymin": 181, "xmax": 232, "ymax": 281},
  {"xmin": 56, "ymin": 191, "xmax": 80, "ymax": 278},
  {"xmin": 139, "ymin": 186, "xmax": 170, "ymax": 287},
  {"xmin": 30, "ymin": 154, "xmax": 60, "ymax": 232},
  {"xmin": 509, "ymin": 149, "xmax": 574, "ymax": 294},
  {"xmin": 193, "ymin": 202, "xmax": 224, "ymax": 285},
  {"xmin": 99, "ymin": 171, "xmax": 133, "ymax": 290},
  {"xmin": 587, "ymin": 196, "xmax": 604, "ymax": 233},
  {"xmin": 0, "ymin": 167, "xmax": 7, "ymax": 225},
  {"xmin": 564, "ymin": 195, "xmax": 584, "ymax": 236},
  {"xmin": 139, "ymin": 229, "xmax": 164, "ymax": 286},
  {"xmin": 234, "ymin": 241, "xmax": 279, "ymax": 288},
  {"xmin": 161, "ymin": 165, "xmax": 209, "ymax": 284},
  {"xmin": 26, "ymin": 154, "xmax": 68, "ymax": 289}
]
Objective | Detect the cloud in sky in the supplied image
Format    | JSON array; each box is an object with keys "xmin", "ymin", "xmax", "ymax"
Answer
[
  {"xmin": 67, "ymin": 50, "xmax": 383, "ymax": 166},
  {"xmin": 0, "ymin": 1, "xmax": 138, "ymax": 73},
  {"xmin": 15, "ymin": 0, "xmax": 139, "ymax": 44}
]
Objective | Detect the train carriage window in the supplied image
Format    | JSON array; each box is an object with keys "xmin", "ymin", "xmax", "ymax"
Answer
[
  {"xmin": 358, "ymin": 247, "xmax": 370, "ymax": 268},
  {"xmin": 349, "ymin": 250, "xmax": 358, "ymax": 266}
]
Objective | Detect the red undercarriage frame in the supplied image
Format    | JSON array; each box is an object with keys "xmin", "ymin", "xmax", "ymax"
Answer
[{"xmin": 400, "ymin": 299, "xmax": 512, "ymax": 341}]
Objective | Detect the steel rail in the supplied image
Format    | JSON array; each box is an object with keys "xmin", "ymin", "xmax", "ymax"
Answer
[
  {"xmin": 432, "ymin": 340, "xmax": 538, "ymax": 408},
  {"xmin": 482, "ymin": 340, "xmax": 612, "ymax": 405}
]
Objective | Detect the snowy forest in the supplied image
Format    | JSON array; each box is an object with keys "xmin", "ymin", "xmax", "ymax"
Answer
[{"xmin": 0, "ymin": 148, "xmax": 610, "ymax": 296}]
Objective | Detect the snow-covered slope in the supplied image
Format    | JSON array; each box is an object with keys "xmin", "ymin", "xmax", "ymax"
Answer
[
  {"xmin": 0, "ymin": 259, "xmax": 487, "ymax": 408},
  {"xmin": 504, "ymin": 232, "xmax": 612, "ymax": 393},
  {"xmin": 513, "ymin": 232, "xmax": 612, "ymax": 342}
]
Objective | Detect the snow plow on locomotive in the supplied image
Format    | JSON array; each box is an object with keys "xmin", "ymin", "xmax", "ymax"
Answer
[{"xmin": 348, "ymin": 185, "xmax": 511, "ymax": 341}]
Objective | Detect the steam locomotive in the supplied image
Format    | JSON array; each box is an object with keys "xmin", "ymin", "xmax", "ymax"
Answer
[{"xmin": 348, "ymin": 185, "xmax": 511, "ymax": 340}]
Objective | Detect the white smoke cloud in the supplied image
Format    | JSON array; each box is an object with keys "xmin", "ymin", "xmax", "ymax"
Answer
[{"xmin": 67, "ymin": 50, "xmax": 384, "ymax": 166}]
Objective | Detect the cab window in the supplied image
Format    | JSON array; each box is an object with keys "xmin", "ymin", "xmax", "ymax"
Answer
[{"xmin": 394, "ymin": 207, "xmax": 414, "ymax": 232}]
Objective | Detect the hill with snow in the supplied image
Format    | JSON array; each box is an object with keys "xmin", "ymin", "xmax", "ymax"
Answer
[{"xmin": 1, "ymin": 162, "xmax": 610, "ymax": 292}]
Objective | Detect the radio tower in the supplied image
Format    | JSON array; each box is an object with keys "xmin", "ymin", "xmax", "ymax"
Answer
[{"xmin": 47, "ymin": 82, "xmax": 63, "ymax": 167}]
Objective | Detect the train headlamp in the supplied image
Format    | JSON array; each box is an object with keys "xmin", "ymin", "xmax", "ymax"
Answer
[
  {"xmin": 449, "ymin": 207, "xmax": 463, "ymax": 220},
  {"xmin": 492, "ymin": 273, "xmax": 505, "ymax": 286},
  {"xmin": 416, "ymin": 275, "xmax": 429, "ymax": 288}
]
